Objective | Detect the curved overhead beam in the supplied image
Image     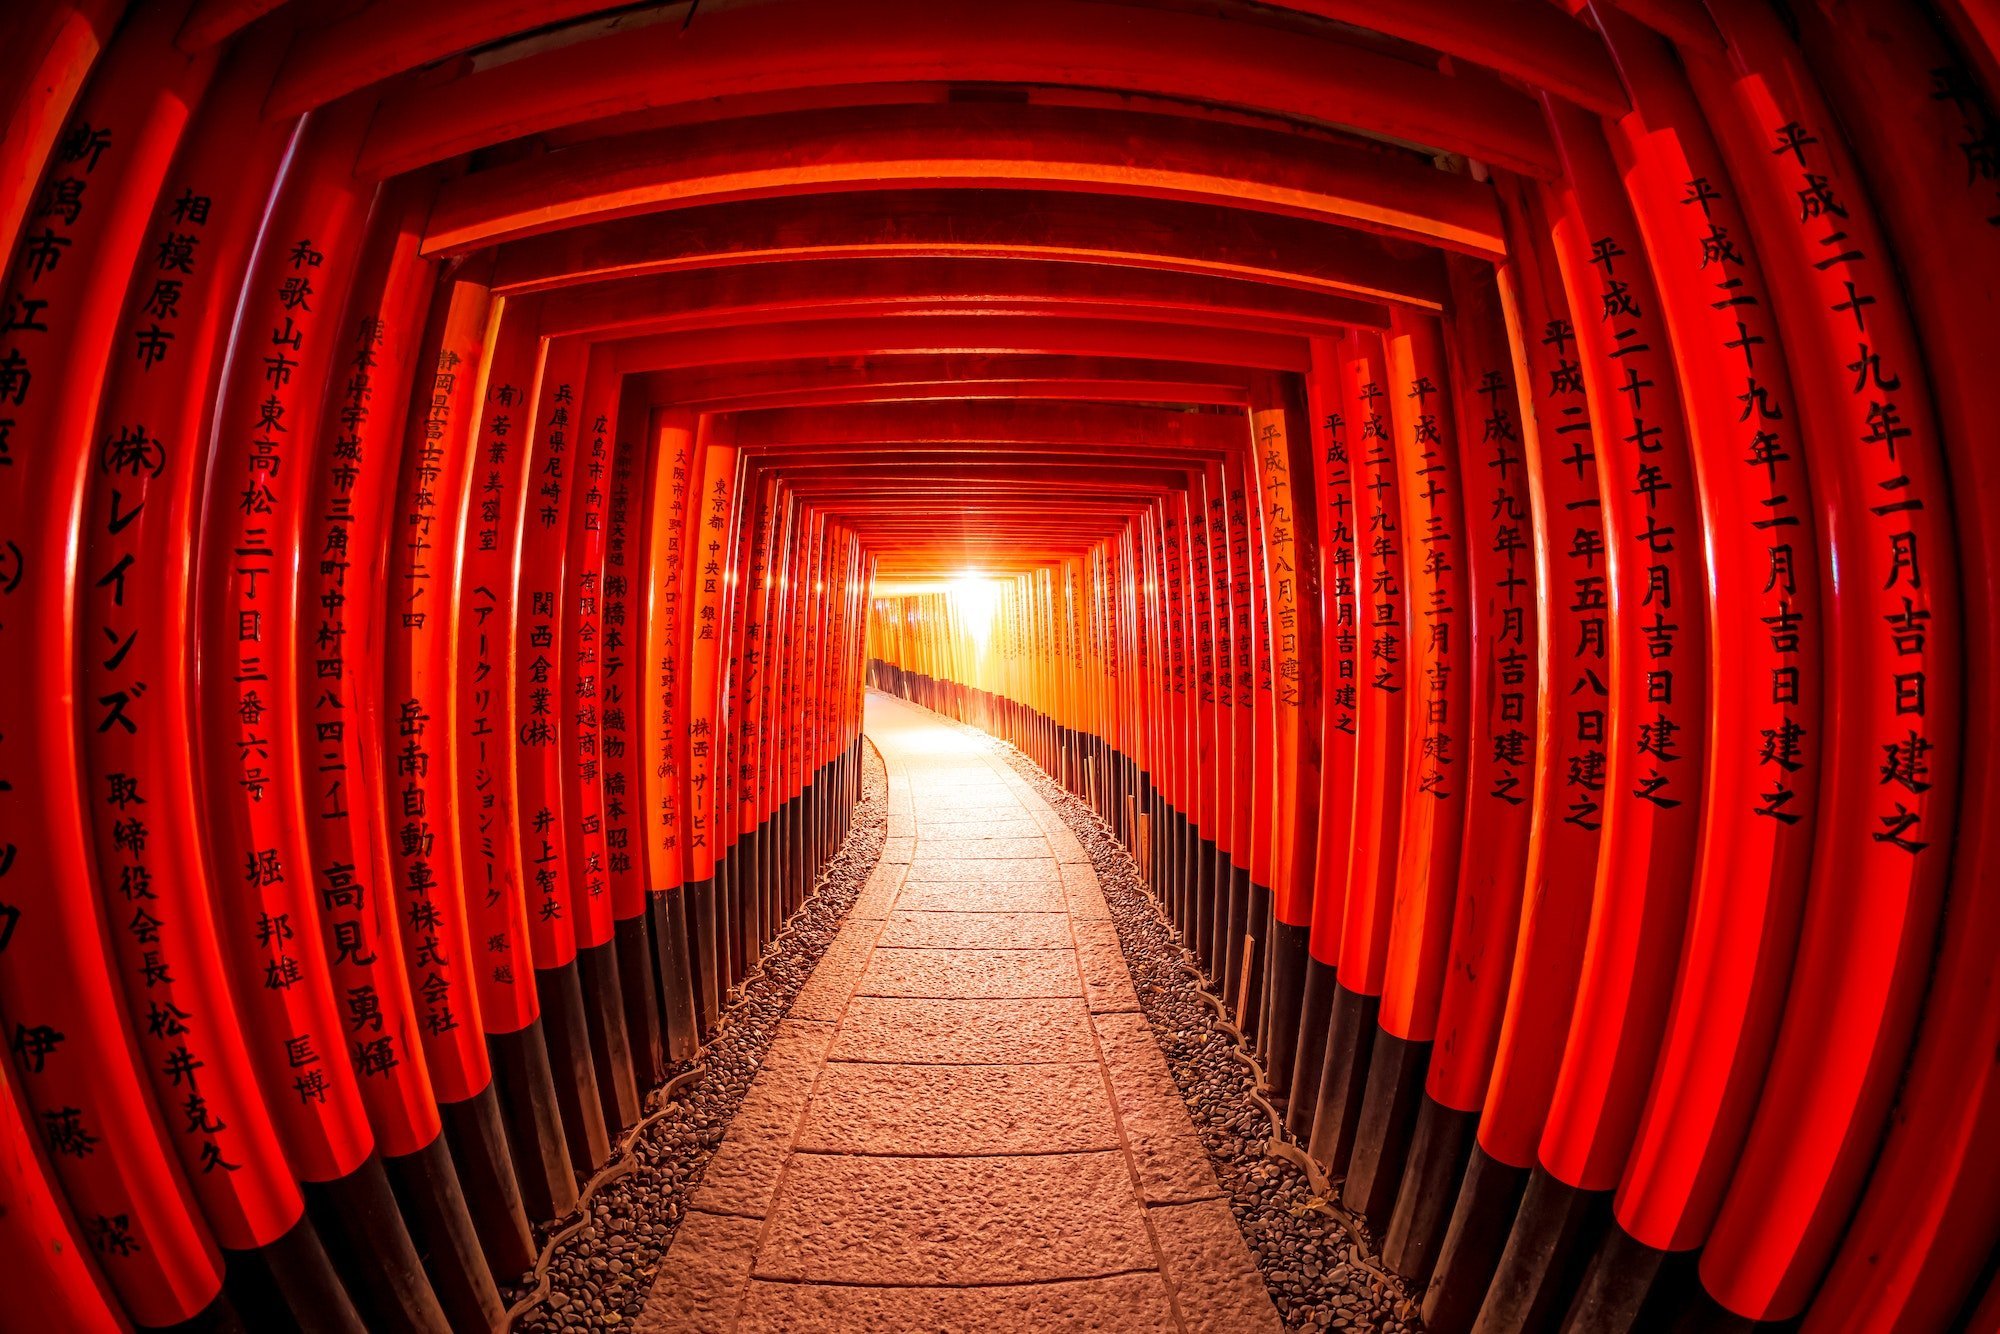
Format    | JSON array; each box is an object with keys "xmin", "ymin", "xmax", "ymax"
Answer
[
  {"xmin": 352, "ymin": 0, "xmax": 1559, "ymax": 178},
  {"xmin": 636, "ymin": 355, "xmax": 1259, "ymax": 411},
  {"xmin": 495, "ymin": 190, "xmax": 1450, "ymax": 308},
  {"xmin": 722, "ymin": 400, "xmax": 1247, "ymax": 454},
  {"xmin": 423, "ymin": 102, "xmax": 1504, "ymax": 254},
  {"xmin": 749, "ymin": 460, "xmax": 1195, "ymax": 489},
  {"xmin": 261, "ymin": 0, "xmax": 1622, "ymax": 121},
  {"xmin": 176, "ymin": 0, "xmax": 286, "ymax": 51},
  {"xmin": 1277, "ymin": 0, "xmax": 1625, "ymax": 114},
  {"xmin": 537, "ymin": 259, "xmax": 1390, "ymax": 339},
  {"xmin": 609, "ymin": 315, "xmax": 1310, "ymax": 374}
]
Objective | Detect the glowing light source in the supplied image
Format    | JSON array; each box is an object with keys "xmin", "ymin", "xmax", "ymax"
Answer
[{"xmin": 952, "ymin": 570, "xmax": 1002, "ymax": 653}]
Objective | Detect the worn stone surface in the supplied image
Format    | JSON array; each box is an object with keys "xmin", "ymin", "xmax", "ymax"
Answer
[
  {"xmin": 893, "ymin": 880, "xmax": 1067, "ymax": 913},
  {"xmin": 856, "ymin": 945, "xmax": 1083, "ymax": 998},
  {"xmin": 1094, "ymin": 1011, "xmax": 1224, "ymax": 1204},
  {"xmin": 827, "ymin": 994, "xmax": 1100, "ymax": 1064},
  {"xmin": 631, "ymin": 1210, "xmax": 760, "ymax": 1332},
  {"xmin": 632, "ymin": 693, "xmax": 1285, "ymax": 1331},
  {"xmin": 1150, "ymin": 1198, "xmax": 1291, "ymax": 1334},
  {"xmin": 735, "ymin": 1273, "xmax": 1179, "ymax": 1332},
  {"xmin": 972, "ymin": 704, "xmax": 1422, "ymax": 1331},
  {"xmin": 904, "ymin": 856, "xmax": 1061, "ymax": 885},
  {"xmin": 876, "ymin": 909, "xmax": 1072, "ymax": 950},
  {"xmin": 914, "ymin": 834, "xmax": 1053, "ymax": 859},
  {"xmin": 754, "ymin": 1151, "xmax": 1156, "ymax": 1284},
  {"xmin": 795, "ymin": 1060, "xmax": 1119, "ymax": 1155}
]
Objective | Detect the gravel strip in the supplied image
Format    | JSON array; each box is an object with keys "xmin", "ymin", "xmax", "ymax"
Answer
[
  {"xmin": 507, "ymin": 743, "xmax": 888, "ymax": 1331},
  {"xmin": 939, "ymin": 713, "xmax": 1421, "ymax": 1332}
]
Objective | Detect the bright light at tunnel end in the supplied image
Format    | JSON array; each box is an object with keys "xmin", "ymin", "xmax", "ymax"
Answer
[{"xmin": 952, "ymin": 569, "xmax": 1002, "ymax": 652}]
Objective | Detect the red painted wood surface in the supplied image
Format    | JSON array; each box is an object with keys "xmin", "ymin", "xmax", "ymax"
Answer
[{"xmin": 4, "ymin": 4, "xmax": 1996, "ymax": 1328}]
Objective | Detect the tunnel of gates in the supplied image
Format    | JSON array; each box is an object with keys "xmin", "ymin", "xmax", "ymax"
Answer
[{"xmin": 1, "ymin": 0, "xmax": 1997, "ymax": 1331}]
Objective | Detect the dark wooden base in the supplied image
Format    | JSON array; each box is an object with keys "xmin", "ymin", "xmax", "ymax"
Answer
[
  {"xmin": 578, "ymin": 938, "xmax": 641, "ymax": 1131},
  {"xmin": 1223, "ymin": 860, "xmax": 1252, "ymax": 1018},
  {"xmin": 1427, "ymin": 1142, "xmax": 1532, "ymax": 1333},
  {"xmin": 1306, "ymin": 982, "xmax": 1378, "ymax": 1175},
  {"xmin": 1386, "ymin": 1096, "xmax": 1477, "ymax": 1286},
  {"xmin": 212, "ymin": 1216, "xmax": 360, "ymax": 1334},
  {"xmin": 615, "ymin": 912, "xmax": 664, "ymax": 1088},
  {"xmin": 440, "ymin": 1080, "xmax": 534, "ymax": 1281},
  {"xmin": 304, "ymin": 1153, "xmax": 450, "ymax": 1333},
  {"xmin": 1287, "ymin": 956, "xmax": 1338, "ymax": 1143},
  {"xmin": 1259, "ymin": 918, "xmax": 1309, "ymax": 1101},
  {"xmin": 537, "ymin": 960, "xmax": 611, "ymax": 1177},
  {"xmin": 1562, "ymin": 1221, "xmax": 1681, "ymax": 1334},
  {"xmin": 383, "ymin": 1132, "xmax": 505, "ymax": 1332},
  {"xmin": 1240, "ymin": 879, "xmax": 1271, "ymax": 1043},
  {"xmin": 1472, "ymin": 1165, "xmax": 1608, "ymax": 1334},
  {"xmin": 686, "ymin": 873, "xmax": 721, "ymax": 1038},
  {"xmin": 489, "ymin": 1019, "xmax": 576, "ymax": 1223},
  {"xmin": 649, "ymin": 889, "xmax": 700, "ymax": 1064},
  {"xmin": 1345, "ymin": 1025, "xmax": 1430, "ymax": 1227}
]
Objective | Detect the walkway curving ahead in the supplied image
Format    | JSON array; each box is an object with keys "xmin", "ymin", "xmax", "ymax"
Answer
[{"xmin": 635, "ymin": 692, "xmax": 1280, "ymax": 1332}]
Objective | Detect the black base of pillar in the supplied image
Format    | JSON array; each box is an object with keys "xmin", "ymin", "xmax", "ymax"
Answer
[
  {"xmin": 648, "ymin": 890, "xmax": 700, "ymax": 1064},
  {"xmin": 1661, "ymin": 1280, "xmax": 1785, "ymax": 1334},
  {"xmin": 687, "ymin": 874, "xmax": 720, "ymax": 1038},
  {"xmin": 149, "ymin": 1284, "xmax": 252, "ymax": 1334},
  {"xmin": 537, "ymin": 960, "xmax": 611, "ymax": 1177},
  {"xmin": 1260, "ymin": 919, "xmax": 1309, "ymax": 1102},
  {"xmin": 615, "ymin": 912, "xmax": 664, "ymax": 1089},
  {"xmin": 1427, "ymin": 1142, "xmax": 1531, "ymax": 1333},
  {"xmin": 1193, "ymin": 828, "xmax": 1216, "ymax": 965},
  {"xmin": 740, "ymin": 824, "xmax": 760, "ymax": 960},
  {"xmin": 1287, "ymin": 956, "xmax": 1338, "ymax": 1143},
  {"xmin": 1241, "ymin": 879, "xmax": 1272, "ymax": 1044},
  {"xmin": 1385, "ymin": 1095, "xmax": 1477, "ymax": 1286},
  {"xmin": 577, "ymin": 938, "xmax": 641, "ymax": 1131},
  {"xmin": 488, "ymin": 1020, "xmax": 576, "ymax": 1223},
  {"xmin": 1210, "ymin": 840, "xmax": 1234, "ymax": 980},
  {"xmin": 211, "ymin": 1241, "xmax": 289, "ymax": 1334},
  {"xmin": 221, "ymin": 1212, "xmax": 363, "ymax": 1334},
  {"xmin": 440, "ymin": 1080, "xmax": 534, "ymax": 1281},
  {"xmin": 713, "ymin": 851, "xmax": 739, "ymax": 992},
  {"xmin": 1307, "ymin": 983, "xmax": 1378, "ymax": 1176},
  {"xmin": 1471, "ymin": 1166, "xmax": 1608, "ymax": 1334},
  {"xmin": 1223, "ymin": 861, "xmax": 1252, "ymax": 1018},
  {"xmin": 1561, "ymin": 1222, "xmax": 1686, "ymax": 1334},
  {"xmin": 1344, "ymin": 1026, "xmax": 1429, "ymax": 1227},
  {"xmin": 383, "ymin": 1132, "xmax": 505, "ymax": 1332},
  {"xmin": 304, "ymin": 1153, "xmax": 450, "ymax": 1333}
]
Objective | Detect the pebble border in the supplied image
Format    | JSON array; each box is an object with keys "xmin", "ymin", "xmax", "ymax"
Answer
[{"xmin": 505, "ymin": 742, "xmax": 890, "ymax": 1331}]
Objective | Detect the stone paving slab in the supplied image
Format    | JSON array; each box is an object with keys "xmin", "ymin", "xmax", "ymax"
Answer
[
  {"xmin": 753, "ymin": 1151, "xmax": 1157, "ymax": 1285},
  {"xmin": 894, "ymin": 880, "xmax": 1067, "ymax": 913},
  {"xmin": 1149, "ymin": 1197, "xmax": 1284, "ymax": 1333},
  {"xmin": 734, "ymin": 1273, "xmax": 1179, "ymax": 1332},
  {"xmin": 1076, "ymin": 919, "xmax": 1145, "ymax": 1013},
  {"xmin": 913, "ymin": 834, "xmax": 1053, "ymax": 859},
  {"xmin": 688, "ymin": 1138, "xmax": 790, "ymax": 1219},
  {"xmin": 1093, "ymin": 1011, "xmax": 1224, "ymax": 1205},
  {"xmin": 636, "ymin": 692, "xmax": 1279, "ymax": 1332},
  {"xmin": 914, "ymin": 817, "xmax": 1046, "ymax": 839},
  {"xmin": 827, "ymin": 994, "xmax": 1101, "ymax": 1064},
  {"xmin": 877, "ymin": 909, "xmax": 1073, "ymax": 950},
  {"xmin": 904, "ymin": 856, "xmax": 1060, "ymax": 884},
  {"xmin": 639, "ymin": 1210, "xmax": 760, "ymax": 1331},
  {"xmin": 794, "ymin": 1061, "xmax": 1118, "ymax": 1155},
  {"xmin": 857, "ymin": 946, "xmax": 1083, "ymax": 999}
]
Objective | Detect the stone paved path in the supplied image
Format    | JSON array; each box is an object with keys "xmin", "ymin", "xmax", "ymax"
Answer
[{"xmin": 634, "ymin": 692, "xmax": 1281, "ymax": 1332}]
